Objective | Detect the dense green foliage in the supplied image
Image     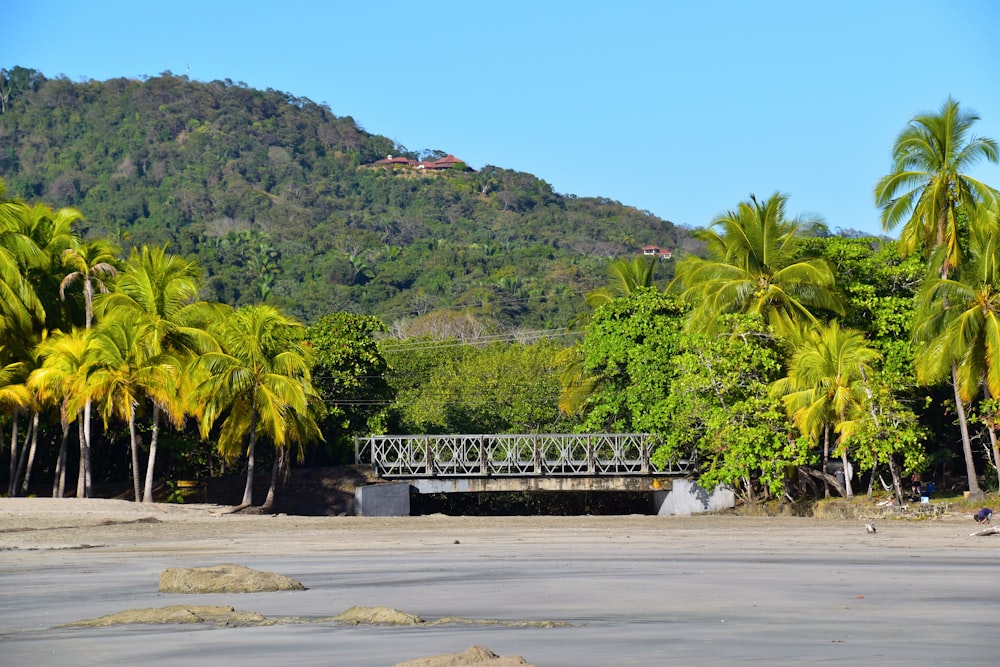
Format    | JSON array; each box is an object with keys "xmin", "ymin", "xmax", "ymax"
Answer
[
  {"xmin": 2, "ymin": 74, "xmax": 1000, "ymax": 509},
  {"xmin": 0, "ymin": 69, "xmax": 684, "ymax": 329}
]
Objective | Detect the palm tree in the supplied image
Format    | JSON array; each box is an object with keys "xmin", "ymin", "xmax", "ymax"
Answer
[
  {"xmin": 192, "ymin": 305, "xmax": 318, "ymax": 509},
  {"xmin": 772, "ymin": 321, "xmax": 881, "ymax": 498},
  {"xmin": 61, "ymin": 238, "xmax": 119, "ymax": 330},
  {"xmin": 0, "ymin": 344, "xmax": 30, "ymax": 496},
  {"xmin": 59, "ymin": 238, "xmax": 118, "ymax": 497},
  {"xmin": 672, "ymin": 193, "xmax": 843, "ymax": 336},
  {"xmin": 19, "ymin": 202, "xmax": 81, "ymax": 331},
  {"xmin": 27, "ymin": 329, "xmax": 91, "ymax": 497},
  {"xmin": 583, "ymin": 256, "xmax": 657, "ymax": 312},
  {"xmin": 912, "ymin": 216, "xmax": 1000, "ymax": 494},
  {"xmin": 96, "ymin": 245, "xmax": 218, "ymax": 502},
  {"xmin": 0, "ymin": 196, "xmax": 45, "ymax": 336},
  {"xmin": 84, "ymin": 313, "xmax": 180, "ymax": 502},
  {"xmin": 875, "ymin": 97, "xmax": 998, "ymax": 276},
  {"xmin": 877, "ymin": 98, "xmax": 999, "ymax": 497}
]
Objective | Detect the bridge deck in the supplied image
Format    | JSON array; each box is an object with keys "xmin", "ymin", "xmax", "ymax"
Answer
[{"xmin": 355, "ymin": 433, "xmax": 693, "ymax": 492}]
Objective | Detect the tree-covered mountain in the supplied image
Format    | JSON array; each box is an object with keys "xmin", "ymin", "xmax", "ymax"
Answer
[{"xmin": 0, "ymin": 67, "xmax": 687, "ymax": 327}]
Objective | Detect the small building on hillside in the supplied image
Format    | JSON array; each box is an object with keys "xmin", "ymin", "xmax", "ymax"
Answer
[
  {"xmin": 373, "ymin": 154, "xmax": 474, "ymax": 171},
  {"xmin": 374, "ymin": 155, "xmax": 416, "ymax": 166},
  {"xmin": 641, "ymin": 245, "xmax": 673, "ymax": 259}
]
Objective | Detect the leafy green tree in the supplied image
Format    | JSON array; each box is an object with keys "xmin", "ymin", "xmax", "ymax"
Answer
[
  {"xmin": 392, "ymin": 339, "xmax": 565, "ymax": 434},
  {"xmin": 650, "ymin": 315, "xmax": 799, "ymax": 500},
  {"xmin": 845, "ymin": 369, "xmax": 927, "ymax": 503},
  {"xmin": 560, "ymin": 255, "xmax": 658, "ymax": 416},
  {"xmin": 771, "ymin": 321, "xmax": 881, "ymax": 498},
  {"xmin": 803, "ymin": 235, "xmax": 929, "ymax": 500},
  {"xmin": 672, "ymin": 193, "xmax": 843, "ymax": 336},
  {"xmin": 193, "ymin": 305, "xmax": 319, "ymax": 509},
  {"xmin": 576, "ymin": 288, "xmax": 687, "ymax": 434},
  {"xmin": 0, "ymin": 66, "xmax": 43, "ymax": 114},
  {"xmin": 306, "ymin": 312, "xmax": 393, "ymax": 460}
]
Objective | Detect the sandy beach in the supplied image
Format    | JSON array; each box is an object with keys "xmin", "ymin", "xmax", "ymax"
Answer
[{"xmin": 1, "ymin": 498, "xmax": 998, "ymax": 666}]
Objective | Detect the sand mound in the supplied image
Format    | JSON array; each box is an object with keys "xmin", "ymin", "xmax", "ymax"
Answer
[
  {"xmin": 62, "ymin": 605, "xmax": 270, "ymax": 627},
  {"xmin": 333, "ymin": 605, "xmax": 424, "ymax": 625},
  {"xmin": 393, "ymin": 645, "xmax": 534, "ymax": 666},
  {"xmin": 159, "ymin": 564, "xmax": 305, "ymax": 593}
]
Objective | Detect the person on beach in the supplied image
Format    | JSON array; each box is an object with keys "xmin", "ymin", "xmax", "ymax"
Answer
[{"xmin": 974, "ymin": 508, "xmax": 992, "ymax": 524}]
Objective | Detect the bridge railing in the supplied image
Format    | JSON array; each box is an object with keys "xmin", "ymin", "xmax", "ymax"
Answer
[{"xmin": 355, "ymin": 433, "xmax": 695, "ymax": 478}]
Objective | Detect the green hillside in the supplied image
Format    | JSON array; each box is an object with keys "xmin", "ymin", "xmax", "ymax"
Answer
[{"xmin": 0, "ymin": 68, "xmax": 686, "ymax": 327}]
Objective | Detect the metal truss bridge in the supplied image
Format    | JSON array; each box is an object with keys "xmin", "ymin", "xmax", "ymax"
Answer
[{"xmin": 354, "ymin": 433, "xmax": 694, "ymax": 493}]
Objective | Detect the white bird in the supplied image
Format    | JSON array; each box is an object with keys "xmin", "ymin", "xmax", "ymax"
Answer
[{"xmin": 865, "ymin": 522, "xmax": 877, "ymax": 534}]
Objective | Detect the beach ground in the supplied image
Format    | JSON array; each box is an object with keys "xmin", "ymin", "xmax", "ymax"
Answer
[{"xmin": 1, "ymin": 498, "xmax": 997, "ymax": 666}]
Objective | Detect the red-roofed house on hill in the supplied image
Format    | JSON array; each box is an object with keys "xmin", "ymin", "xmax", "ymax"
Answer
[
  {"xmin": 373, "ymin": 154, "xmax": 474, "ymax": 171},
  {"xmin": 641, "ymin": 246, "xmax": 673, "ymax": 259},
  {"xmin": 374, "ymin": 155, "xmax": 416, "ymax": 166},
  {"xmin": 420, "ymin": 154, "xmax": 468, "ymax": 170}
]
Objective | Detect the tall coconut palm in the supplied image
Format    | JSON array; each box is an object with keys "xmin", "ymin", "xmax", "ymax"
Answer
[
  {"xmin": 192, "ymin": 305, "xmax": 318, "ymax": 509},
  {"xmin": 672, "ymin": 193, "xmax": 843, "ymax": 336},
  {"xmin": 583, "ymin": 256, "xmax": 657, "ymax": 312},
  {"xmin": 913, "ymin": 214, "xmax": 1000, "ymax": 492},
  {"xmin": 0, "ymin": 197, "xmax": 45, "ymax": 336},
  {"xmin": 61, "ymin": 238, "xmax": 119, "ymax": 330},
  {"xmin": 19, "ymin": 202, "xmax": 81, "ymax": 332},
  {"xmin": 875, "ymin": 97, "xmax": 998, "ymax": 276},
  {"xmin": 772, "ymin": 321, "xmax": 881, "ymax": 498},
  {"xmin": 0, "ymin": 344, "xmax": 30, "ymax": 496},
  {"xmin": 96, "ymin": 245, "xmax": 218, "ymax": 502},
  {"xmin": 85, "ymin": 313, "xmax": 180, "ymax": 502},
  {"xmin": 60, "ymin": 238, "xmax": 119, "ymax": 497},
  {"xmin": 877, "ymin": 98, "xmax": 999, "ymax": 497},
  {"xmin": 27, "ymin": 329, "xmax": 91, "ymax": 497}
]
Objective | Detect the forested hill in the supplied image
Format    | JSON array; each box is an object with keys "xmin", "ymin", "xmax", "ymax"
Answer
[{"xmin": 0, "ymin": 68, "xmax": 687, "ymax": 328}]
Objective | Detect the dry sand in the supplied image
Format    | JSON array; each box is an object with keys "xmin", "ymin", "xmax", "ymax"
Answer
[{"xmin": 1, "ymin": 498, "xmax": 998, "ymax": 666}]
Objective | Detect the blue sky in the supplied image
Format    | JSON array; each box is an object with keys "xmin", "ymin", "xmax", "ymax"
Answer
[{"xmin": 8, "ymin": 1, "xmax": 1000, "ymax": 236}]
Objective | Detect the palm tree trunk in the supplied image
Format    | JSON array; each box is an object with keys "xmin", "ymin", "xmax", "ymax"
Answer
[
  {"xmin": 838, "ymin": 407, "xmax": 853, "ymax": 499},
  {"xmin": 987, "ymin": 424, "xmax": 1000, "ymax": 492},
  {"xmin": 982, "ymin": 386, "xmax": 1000, "ymax": 491},
  {"xmin": 142, "ymin": 402, "xmax": 161, "ymax": 503},
  {"xmin": 822, "ymin": 424, "xmax": 831, "ymax": 498},
  {"xmin": 841, "ymin": 448, "xmax": 853, "ymax": 499},
  {"xmin": 888, "ymin": 456, "xmax": 904, "ymax": 505},
  {"xmin": 128, "ymin": 411, "xmax": 141, "ymax": 502},
  {"xmin": 79, "ymin": 400, "xmax": 93, "ymax": 498},
  {"xmin": 53, "ymin": 417, "xmax": 69, "ymax": 498},
  {"xmin": 13, "ymin": 413, "xmax": 35, "ymax": 497},
  {"xmin": 19, "ymin": 412, "xmax": 40, "ymax": 496},
  {"xmin": 262, "ymin": 446, "xmax": 286, "ymax": 510},
  {"xmin": 241, "ymin": 410, "xmax": 259, "ymax": 507},
  {"xmin": 76, "ymin": 412, "xmax": 87, "ymax": 498},
  {"xmin": 953, "ymin": 364, "xmax": 982, "ymax": 497},
  {"xmin": 8, "ymin": 411, "xmax": 19, "ymax": 496}
]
